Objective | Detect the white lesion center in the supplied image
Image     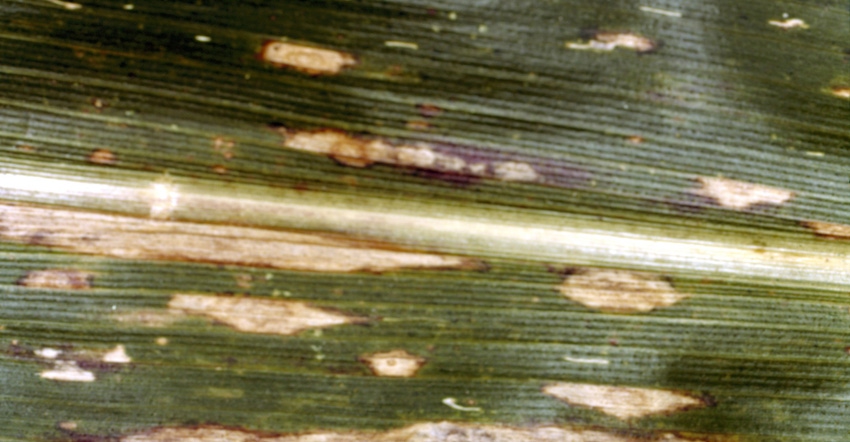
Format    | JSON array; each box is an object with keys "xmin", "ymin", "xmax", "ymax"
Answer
[{"xmin": 148, "ymin": 180, "xmax": 179, "ymax": 220}]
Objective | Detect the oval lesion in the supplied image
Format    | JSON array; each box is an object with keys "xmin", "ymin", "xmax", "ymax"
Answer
[
  {"xmin": 260, "ymin": 41, "xmax": 357, "ymax": 75},
  {"xmin": 557, "ymin": 267, "xmax": 686, "ymax": 313}
]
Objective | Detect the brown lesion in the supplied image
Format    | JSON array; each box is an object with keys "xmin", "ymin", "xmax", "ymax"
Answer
[
  {"xmin": 405, "ymin": 120, "xmax": 431, "ymax": 131},
  {"xmin": 17, "ymin": 269, "xmax": 94, "ymax": 290},
  {"xmin": 830, "ymin": 86, "xmax": 850, "ymax": 99},
  {"xmin": 212, "ymin": 136, "xmax": 235, "ymax": 160},
  {"xmin": 416, "ymin": 103, "xmax": 443, "ymax": 118},
  {"xmin": 65, "ymin": 421, "xmax": 716, "ymax": 442},
  {"xmin": 272, "ymin": 125, "xmax": 589, "ymax": 188},
  {"xmin": 801, "ymin": 220, "xmax": 850, "ymax": 239},
  {"xmin": 27, "ymin": 230, "xmax": 52, "ymax": 246}
]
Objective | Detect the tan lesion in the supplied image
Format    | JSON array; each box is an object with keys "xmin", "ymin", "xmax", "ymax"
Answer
[
  {"xmin": 276, "ymin": 127, "xmax": 542, "ymax": 184},
  {"xmin": 360, "ymin": 349, "xmax": 426, "ymax": 377},
  {"xmin": 693, "ymin": 176, "xmax": 795, "ymax": 210},
  {"xmin": 830, "ymin": 86, "xmax": 850, "ymax": 99},
  {"xmin": 17, "ymin": 269, "xmax": 94, "ymax": 290},
  {"xmin": 88, "ymin": 148, "xmax": 117, "ymax": 165},
  {"xmin": 167, "ymin": 294, "xmax": 365, "ymax": 336},
  {"xmin": 558, "ymin": 268, "xmax": 686, "ymax": 313},
  {"xmin": 109, "ymin": 421, "xmax": 703, "ymax": 442},
  {"xmin": 0, "ymin": 202, "xmax": 483, "ymax": 274},
  {"xmin": 543, "ymin": 382, "xmax": 709, "ymax": 420},
  {"xmin": 260, "ymin": 41, "xmax": 356, "ymax": 75},
  {"xmin": 802, "ymin": 220, "xmax": 850, "ymax": 239},
  {"xmin": 25, "ymin": 343, "xmax": 133, "ymax": 383}
]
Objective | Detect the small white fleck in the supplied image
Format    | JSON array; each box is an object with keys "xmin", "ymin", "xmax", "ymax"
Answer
[
  {"xmin": 769, "ymin": 18, "xmax": 809, "ymax": 29},
  {"xmin": 431, "ymin": 24, "xmax": 441, "ymax": 33},
  {"xmin": 384, "ymin": 41, "xmax": 419, "ymax": 50},
  {"xmin": 805, "ymin": 151, "xmax": 824, "ymax": 157},
  {"xmin": 40, "ymin": 362, "xmax": 95, "ymax": 382},
  {"xmin": 102, "ymin": 344, "xmax": 131, "ymax": 364},
  {"xmin": 195, "ymin": 35, "xmax": 212, "ymax": 43},
  {"xmin": 566, "ymin": 32, "xmax": 656, "ymax": 53},
  {"xmin": 58, "ymin": 421, "xmax": 78, "ymax": 431},
  {"xmin": 264, "ymin": 273, "xmax": 274, "ymax": 280},
  {"xmin": 448, "ymin": 11, "xmax": 457, "ymax": 20},
  {"xmin": 35, "ymin": 348, "xmax": 61, "ymax": 359},
  {"xmin": 442, "ymin": 397, "xmax": 482, "ymax": 412},
  {"xmin": 468, "ymin": 163, "xmax": 487, "ymax": 175},
  {"xmin": 155, "ymin": 337, "xmax": 169, "ymax": 346},
  {"xmin": 47, "ymin": 0, "xmax": 82, "ymax": 10},
  {"xmin": 112, "ymin": 305, "xmax": 117, "ymax": 310},
  {"xmin": 148, "ymin": 179, "xmax": 180, "ymax": 220},
  {"xmin": 492, "ymin": 161, "xmax": 539, "ymax": 182},
  {"xmin": 311, "ymin": 344, "xmax": 325, "ymax": 360},
  {"xmin": 639, "ymin": 6, "xmax": 682, "ymax": 17},
  {"xmin": 478, "ymin": 24, "xmax": 488, "ymax": 33},
  {"xmin": 564, "ymin": 356, "xmax": 610, "ymax": 365},
  {"xmin": 123, "ymin": 3, "xmax": 133, "ymax": 10}
]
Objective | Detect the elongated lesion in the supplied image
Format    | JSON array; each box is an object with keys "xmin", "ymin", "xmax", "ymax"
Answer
[
  {"xmin": 830, "ymin": 86, "xmax": 850, "ymax": 99},
  {"xmin": 0, "ymin": 202, "xmax": 483, "ymax": 273},
  {"xmin": 87, "ymin": 421, "xmax": 708, "ymax": 442},
  {"xmin": 692, "ymin": 176, "xmax": 795, "ymax": 210},
  {"xmin": 566, "ymin": 30, "xmax": 659, "ymax": 53},
  {"xmin": 273, "ymin": 126, "xmax": 588, "ymax": 186},
  {"xmin": 17, "ymin": 269, "xmax": 93, "ymax": 290},
  {"xmin": 543, "ymin": 382, "xmax": 710, "ymax": 420},
  {"xmin": 802, "ymin": 220, "xmax": 850, "ymax": 239},
  {"xmin": 260, "ymin": 41, "xmax": 357, "ymax": 75},
  {"xmin": 167, "ymin": 294, "xmax": 365, "ymax": 336}
]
